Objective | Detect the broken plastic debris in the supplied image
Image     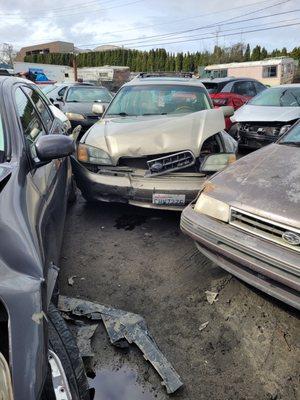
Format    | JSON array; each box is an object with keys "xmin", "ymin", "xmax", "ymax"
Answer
[
  {"xmin": 32, "ymin": 311, "xmax": 45, "ymax": 325},
  {"xmin": 68, "ymin": 275, "xmax": 77, "ymax": 286},
  {"xmin": 58, "ymin": 296, "xmax": 183, "ymax": 394},
  {"xmin": 199, "ymin": 321, "xmax": 209, "ymax": 331},
  {"xmin": 205, "ymin": 290, "xmax": 218, "ymax": 304}
]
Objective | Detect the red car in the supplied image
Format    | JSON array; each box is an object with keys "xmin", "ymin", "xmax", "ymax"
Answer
[{"xmin": 201, "ymin": 78, "xmax": 267, "ymax": 130}]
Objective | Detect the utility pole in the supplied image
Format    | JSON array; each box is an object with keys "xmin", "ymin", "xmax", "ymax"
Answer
[{"xmin": 73, "ymin": 53, "xmax": 78, "ymax": 82}]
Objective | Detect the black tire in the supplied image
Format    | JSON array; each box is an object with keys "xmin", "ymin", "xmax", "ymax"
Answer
[
  {"xmin": 68, "ymin": 177, "xmax": 77, "ymax": 204},
  {"xmin": 45, "ymin": 303, "xmax": 90, "ymax": 400}
]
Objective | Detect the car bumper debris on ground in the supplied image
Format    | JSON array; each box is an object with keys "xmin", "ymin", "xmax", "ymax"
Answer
[{"xmin": 59, "ymin": 296, "xmax": 183, "ymax": 394}]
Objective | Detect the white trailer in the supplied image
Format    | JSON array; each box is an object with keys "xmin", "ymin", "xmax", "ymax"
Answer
[
  {"xmin": 13, "ymin": 61, "xmax": 74, "ymax": 82},
  {"xmin": 203, "ymin": 57, "xmax": 298, "ymax": 86}
]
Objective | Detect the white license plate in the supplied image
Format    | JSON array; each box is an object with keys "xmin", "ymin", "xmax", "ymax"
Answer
[{"xmin": 152, "ymin": 193, "xmax": 186, "ymax": 206}]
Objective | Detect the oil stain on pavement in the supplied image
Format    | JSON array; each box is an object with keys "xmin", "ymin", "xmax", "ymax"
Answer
[{"xmin": 89, "ymin": 366, "xmax": 157, "ymax": 400}]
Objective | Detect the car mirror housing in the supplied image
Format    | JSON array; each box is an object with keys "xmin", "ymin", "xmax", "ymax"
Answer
[
  {"xmin": 92, "ymin": 103, "xmax": 106, "ymax": 116},
  {"xmin": 200, "ymin": 153, "xmax": 236, "ymax": 172},
  {"xmin": 35, "ymin": 135, "xmax": 75, "ymax": 162},
  {"xmin": 221, "ymin": 106, "xmax": 234, "ymax": 117}
]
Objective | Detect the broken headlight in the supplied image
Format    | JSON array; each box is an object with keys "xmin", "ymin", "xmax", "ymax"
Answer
[
  {"xmin": 77, "ymin": 143, "xmax": 112, "ymax": 165},
  {"xmin": 194, "ymin": 192, "xmax": 230, "ymax": 222},
  {"xmin": 0, "ymin": 352, "xmax": 13, "ymax": 400}
]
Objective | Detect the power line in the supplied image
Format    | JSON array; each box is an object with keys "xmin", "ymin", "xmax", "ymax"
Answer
[
  {"xmin": 115, "ymin": 8, "xmax": 300, "ymax": 46},
  {"xmin": 89, "ymin": 0, "xmax": 284, "ymax": 36},
  {"xmin": 126, "ymin": 21, "xmax": 300, "ymax": 48},
  {"xmin": 76, "ymin": 1, "xmax": 295, "ymax": 47}
]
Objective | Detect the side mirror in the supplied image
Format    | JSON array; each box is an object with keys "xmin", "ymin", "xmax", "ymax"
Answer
[
  {"xmin": 56, "ymin": 96, "xmax": 63, "ymax": 102},
  {"xmin": 200, "ymin": 153, "xmax": 236, "ymax": 172},
  {"xmin": 92, "ymin": 103, "xmax": 105, "ymax": 116},
  {"xmin": 221, "ymin": 106, "xmax": 234, "ymax": 117},
  {"xmin": 35, "ymin": 135, "xmax": 75, "ymax": 162}
]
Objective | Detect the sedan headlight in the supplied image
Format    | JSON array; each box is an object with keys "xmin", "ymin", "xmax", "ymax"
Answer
[
  {"xmin": 77, "ymin": 143, "xmax": 112, "ymax": 165},
  {"xmin": 0, "ymin": 352, "xmax": 13, "ymax": 400},
  {"xmin": 65, "ymin": 112, "xmax": 86, "ymax": 121},
  {"xmin": 194, "ymin": 192, "xmax": 230, "ymax": 222},
  {"xmin": 279, "ymin": 124, "xmax": 291, "ymax": 135}
]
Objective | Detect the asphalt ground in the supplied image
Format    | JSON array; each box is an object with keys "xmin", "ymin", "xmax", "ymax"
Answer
[{"xmin": 59, "ymin": 196, "xmax": 300, "ymax": 400}]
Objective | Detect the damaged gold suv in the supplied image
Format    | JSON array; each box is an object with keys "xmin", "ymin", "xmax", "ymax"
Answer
[{"xmin": 72, "ymin": 75, "xmax": 237, "ymax": 210}]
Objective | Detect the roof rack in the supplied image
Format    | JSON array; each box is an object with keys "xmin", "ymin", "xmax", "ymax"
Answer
[{"xmin": 138, "ymin": 72, "xmax": 194, "ymax": 79}]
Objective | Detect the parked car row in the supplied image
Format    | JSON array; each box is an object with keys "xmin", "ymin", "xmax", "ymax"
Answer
[{"xmin": 0, "ymin": 73, "xmax": 299, "ymax": 400}]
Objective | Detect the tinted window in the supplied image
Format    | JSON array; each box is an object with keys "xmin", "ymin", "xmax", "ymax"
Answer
[
  {"xmin": 220, "ymin": 81, "xmax": 234, "ymax": 93},
  {"xmin": 15, "ymin": 87, "xmax": 45, "ymax": 146},
  {"xmin": 22, "ymin": 86, "xmax": 53, "ymax": 131},
  {"xmin": 58, "ymin": 86, "xmax": 67, "ymax": 97},
  {"xmin": 106, "ymin": 85, "xmax": 211, "ymax": 117},
  {"xmin": 202, "ymin": 82, "xmax": 219, "ymax": 94},
  {"xmin": 254, "ymin": 81, "xmax": 266, "ymax": 94},
  {"xmin": 66, "ymin": 86, "xmax": 112, "ymax": 103},
  {"xmin": 233, "ymin": 81, "xmax": 256, "ymax": 96}
]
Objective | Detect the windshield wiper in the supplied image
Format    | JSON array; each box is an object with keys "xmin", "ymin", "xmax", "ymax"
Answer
[
  {"xmin": 280, "ymin": 141, "xmax": 300, "ymax": 146},
  {"xmin": 142, "ymin": 112, "xmax": 168, "ymax": 116}
]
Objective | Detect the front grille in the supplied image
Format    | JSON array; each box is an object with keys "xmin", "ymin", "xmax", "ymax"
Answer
[
  {"xmin": 230, "ymin": 207, "xmax": 300, "ymax": 253},
  {"xmin": 146, "ymin": 150, "xmax": 195, "ymax": 177}
]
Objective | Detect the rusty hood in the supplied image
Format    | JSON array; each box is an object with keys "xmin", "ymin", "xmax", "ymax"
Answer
[
  {"xmin": 82, "ymin": 109, "xmax": 225, "ymax": 165},
  {"xmin": 205, "ymin": 143, "xmax": 300, "ymax": 229}
]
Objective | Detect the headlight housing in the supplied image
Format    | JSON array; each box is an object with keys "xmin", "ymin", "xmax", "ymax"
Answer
[
  {"xmin": 279, "ymin": 124, "xmax": 291, "ymax": 135},
  {"xmin": 77, "ymin": 143, "xmax": 112, "ymax": 165},
  {"xmin": 194, "ymin": 192, "xmax": 230, "ymax": 222},
  {"xmin": 65, "ymin": 112, "xmax": 86, "ymax": 121},
  {"xmin": 0, "ymin": 352, "xmax": 13, "ymax": 400}
]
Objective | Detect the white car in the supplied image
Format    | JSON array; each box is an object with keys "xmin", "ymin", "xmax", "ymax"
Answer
[{"xmin": 230, "ymin": 84, "xmax": 300, "ymax": 149}]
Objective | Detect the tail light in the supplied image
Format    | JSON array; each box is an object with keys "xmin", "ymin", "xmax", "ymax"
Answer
[{"xmin": 213, "ymin": 98, "xmax": 228, "ymax": 106}]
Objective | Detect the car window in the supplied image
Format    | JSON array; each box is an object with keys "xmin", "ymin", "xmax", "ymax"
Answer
[
  {"xmin": 0, "ymin": 112, "xmax": 4, "ymax": 157},
  {"xmin": 15, "ymin": 87, "xmax": 46, "ymax": 153},
  {"xmin": 66, "ymin": 86, "xmax": 112, "ymax": 103},
  {"xmin": 254, "ymin": 81, "xmax": 266, "ymax": 94},
  {"xmin": 58, "ymin": 86, "xmax": 67, "ymax": 97},
  {"xmin": 233, "ymin": 81, "xmax": 256, "ymax": 97},
  {"xmin": 22, "ymin": 86, "xmax": 53, "ymax": 131},
  {"xmin": 106, "ymin": 84, "xmax": 211, "ymax": 117},
  {"xmin": 202, "ymin": 82, "xmax": 219, "ymax": 94},
  {"xmin": 249, "ymin": 87, "xmax": 300, "ymax": 107},
  {"xmin": 220, "ymin": 81, "xmax": 234, "ymax": 93}
]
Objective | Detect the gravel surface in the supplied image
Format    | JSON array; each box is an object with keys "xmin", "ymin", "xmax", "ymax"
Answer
[{"xmin": 59, "ymin": 196, "xmax": 300, "ymax": 400}]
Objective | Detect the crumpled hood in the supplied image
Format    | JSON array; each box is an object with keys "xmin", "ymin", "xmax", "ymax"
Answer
[
  {"xmin": 83, "ymin": 109, "xmax": 225, "ymax": 165},
  {"xmin": 232, "ymin": 104, "xmax": 300, "ymax": 123},
  {"xmin": 206, "ymin": 143, "xmax": 300, "ymax": 229}
]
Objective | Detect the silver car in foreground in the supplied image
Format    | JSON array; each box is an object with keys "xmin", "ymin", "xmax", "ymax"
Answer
[{"xmin": 181, "ymin": 121, "xmax": 300, "ymax": 309}]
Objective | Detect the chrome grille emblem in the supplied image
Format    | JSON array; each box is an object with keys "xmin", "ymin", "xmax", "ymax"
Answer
[{"xmin": 282, "ymin": 231, "xmax": 300, "ymax": 246}]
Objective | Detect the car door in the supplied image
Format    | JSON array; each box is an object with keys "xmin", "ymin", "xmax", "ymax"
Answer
[{"xmin": 14, "ymin": 85, "xmax": 70, "ymax": 272}]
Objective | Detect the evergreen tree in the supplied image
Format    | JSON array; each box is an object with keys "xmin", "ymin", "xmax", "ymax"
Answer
[{"xmin": 244, "ymin": 44, "xmax": 251, "ymax": 61}]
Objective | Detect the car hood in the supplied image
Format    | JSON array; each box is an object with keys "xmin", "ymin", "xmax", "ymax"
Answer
[
  {"xmin": 206, "ymin": 143, "xmax": 300, "ymax": 229},
  {"xmin": 232, "ymin": 104, "xmax": 300, "ymax": 123},
  {"xmin": 63, "ymin": 102, "xmax": 110, "ymax": 116},
  {"xmin": 82, "ymin": 109, "xmax": 225, "ymax": 165}
]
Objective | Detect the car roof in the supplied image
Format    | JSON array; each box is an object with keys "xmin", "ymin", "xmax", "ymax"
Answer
[
  {"xmin": 200, "ymin": 77, "xmax": 260, "ymax": 84},
  {"xmin": 124, "ymin": 76, "xmax": 206, "ymax": 88}
]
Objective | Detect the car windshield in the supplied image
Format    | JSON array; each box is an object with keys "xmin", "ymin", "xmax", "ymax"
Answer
[
  {"xmin": 279, "ymin": 121, "xmax": 300, "ymax": 145},
  {"xmin": 105, "ymin": 84, "xmax": 211, "ymax": 116},
  {"xmin": 66, "ymin": 86, "xmax": 112, "ymax": 103},
  {"xmin": 249, "ymin": 86, "xmax": 300, "ymax": 107}
]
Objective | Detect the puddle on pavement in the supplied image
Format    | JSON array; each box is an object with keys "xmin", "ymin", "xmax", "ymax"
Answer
[
  {"xmin": 114, "ymin": 214, "xmax": 147, "ymax": 230},
  {"xmin": 89, "ymin": 366, "xmax": 157, "ymax": 400}
]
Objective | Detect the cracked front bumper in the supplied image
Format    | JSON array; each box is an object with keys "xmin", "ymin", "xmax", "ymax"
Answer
[
  {"xmin": 180, "ymin": 204, "xmax": 300, "ymax": 310},
  {"xmin": 72, "ymin": 158, "xmax": 205, "ymax": 210}
]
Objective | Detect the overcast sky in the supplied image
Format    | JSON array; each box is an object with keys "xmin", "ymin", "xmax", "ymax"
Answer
[{"xmin": 0, "ymin": 0, "xmax": 299, "ymax": 53}]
